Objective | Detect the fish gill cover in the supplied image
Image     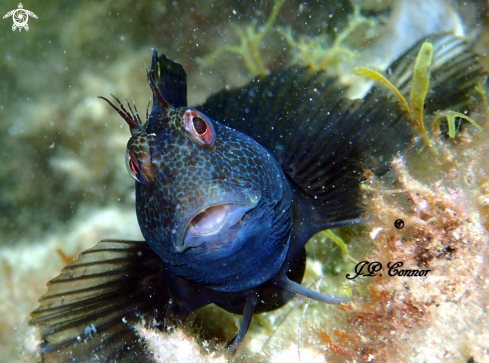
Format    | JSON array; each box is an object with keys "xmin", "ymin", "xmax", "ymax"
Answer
[{"xmin": 0, "ymin": 1, "xmax": 488, "ymax": 362}]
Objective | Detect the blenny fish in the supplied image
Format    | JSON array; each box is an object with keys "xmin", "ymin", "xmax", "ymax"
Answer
[{"xmin": 30, "ymin": 34, "xmax": 483, "ymax": 362}]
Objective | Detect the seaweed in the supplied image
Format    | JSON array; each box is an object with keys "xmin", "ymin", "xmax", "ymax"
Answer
[
  {"xmin": 199, "ymin": 0, "xmax": 286, "ymax": 76},
  {"xmin": 433, "ymin": 111, "xmax": 483, "ymax": 139},
  {"xmin": 280, "ymin": 5, "xmax": 375, "ymax": 73},
  {"xmin": 354, "ymin": 41, "xmax": 483, "ymax": 154}
]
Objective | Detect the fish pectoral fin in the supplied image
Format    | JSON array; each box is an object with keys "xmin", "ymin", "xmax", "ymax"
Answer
[
  {"xmin": 200, "ymin": 67, "xmax": 412, "ymax": 235},
  {"xmin": 271, "ymin": 275, "xmax": 350, "ymax": 304},
  {"xmin": 226, "ymin": 291, "xmax": 258, "ymax": 354},
  {"xmin": 200, "ymin": 33, "xmax": 484, "ymax": 246},
  {"xmin": 282, "ymin": 92, "xmax": 411, "ymax": 234},
  {"xmin": 282, "ymin": 33, "xmax": 484, "ymax": 238},
  {"xmin": 29, "ymin": 239, "xmax": 168, "ymax": 363}
]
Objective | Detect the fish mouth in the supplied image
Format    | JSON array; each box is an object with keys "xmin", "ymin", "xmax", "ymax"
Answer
[
  {"xmin": 188, "ymin": 204, "xmax": 231, "ymax": 236},
  {"xmin": 180, "ymin": 202, "xmax": 256, "ymax": 251},
  {"xmin": 172, "ymin": 179, "xmax": 261, "ymax": 252}
]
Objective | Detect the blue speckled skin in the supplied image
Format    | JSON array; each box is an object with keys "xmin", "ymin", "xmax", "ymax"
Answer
[{"xmin": 131, "ymin": 106, "xmax": 293, "ymax": 292}]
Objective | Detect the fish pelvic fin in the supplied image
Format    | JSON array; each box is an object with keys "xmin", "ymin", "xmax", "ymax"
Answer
[
  {"xmin": 271, "ymin": 274, "xmax": 350, "ymax": 304},
  {"xmin": 29, "ymin": 239, "xmax": 169, "ymax": 363}
]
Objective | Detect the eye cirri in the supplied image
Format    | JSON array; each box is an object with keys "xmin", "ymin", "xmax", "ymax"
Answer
[{"xmin": 184, "ymin": 108, "xmax": 215, "ymax": 147}]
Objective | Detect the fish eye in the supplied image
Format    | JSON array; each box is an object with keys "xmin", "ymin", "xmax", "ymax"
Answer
[
  {"xmin": 184, "ymin": 109, "xmax": 215, "ymax": 147},
  {"xmin": 126, "ymin": 149, "xmax": 143, "ymax": 182},
  {"xmin": 129, "ymin": 159, "xmax": 140, "ymax": 175},
  {"xmin": 193, "ymin": 116, "xmax": 207, "ymax": 135}
]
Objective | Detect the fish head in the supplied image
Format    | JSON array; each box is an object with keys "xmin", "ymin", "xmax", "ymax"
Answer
[
  {"xmin": 132, "ymin": 105, "xmax": 265, "ymax": 255},
  {"xmin": 101, "ymin": 53, "xmax": 293, "ymax": 293}
]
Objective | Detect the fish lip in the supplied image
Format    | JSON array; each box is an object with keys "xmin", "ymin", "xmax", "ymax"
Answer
[
  {"xmin": 186, "ymin": 203, "xmax": 231, "ymax": 236},
  {"xmin": 172, "ymin": 180, "xmax": 261, "ymax": 252},
  {"xmin": 174, "ymin": 201, "xmax": 258, "ymax": 253}
]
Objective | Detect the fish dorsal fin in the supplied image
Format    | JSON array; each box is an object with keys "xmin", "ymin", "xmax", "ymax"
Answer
[
  {"xmin": 29, "ymin": 240, "xmax": 167, "ymax": 362},
  {"xmin": 151, "ymin": 50, "xmax": 188, "ymax": 108}
]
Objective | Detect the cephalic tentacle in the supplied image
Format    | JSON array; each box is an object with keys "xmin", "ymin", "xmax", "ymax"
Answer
[{"xmin": 125, "ymin": 98, "xmax": 142, "ymax": 125}]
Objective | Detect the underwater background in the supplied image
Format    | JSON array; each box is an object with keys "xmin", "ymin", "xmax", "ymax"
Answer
[{"xmin": 1, "ymin": 0, "xmax": 488, "ymax": 362}]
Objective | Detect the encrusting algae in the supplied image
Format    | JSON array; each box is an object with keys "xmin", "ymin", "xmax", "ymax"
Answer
[{"xmin": 328, "ymin": 149, "xmax": 489, "ymax": 362}]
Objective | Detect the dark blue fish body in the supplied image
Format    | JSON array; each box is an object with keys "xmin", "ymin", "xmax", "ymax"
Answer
[
  {"xmin": 135, "ymin": 107, "xmax": 293, "ymax": 292},
  {"xmin": 29, "ymin": 34, "xmax": 484, "ymax": 362}
]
